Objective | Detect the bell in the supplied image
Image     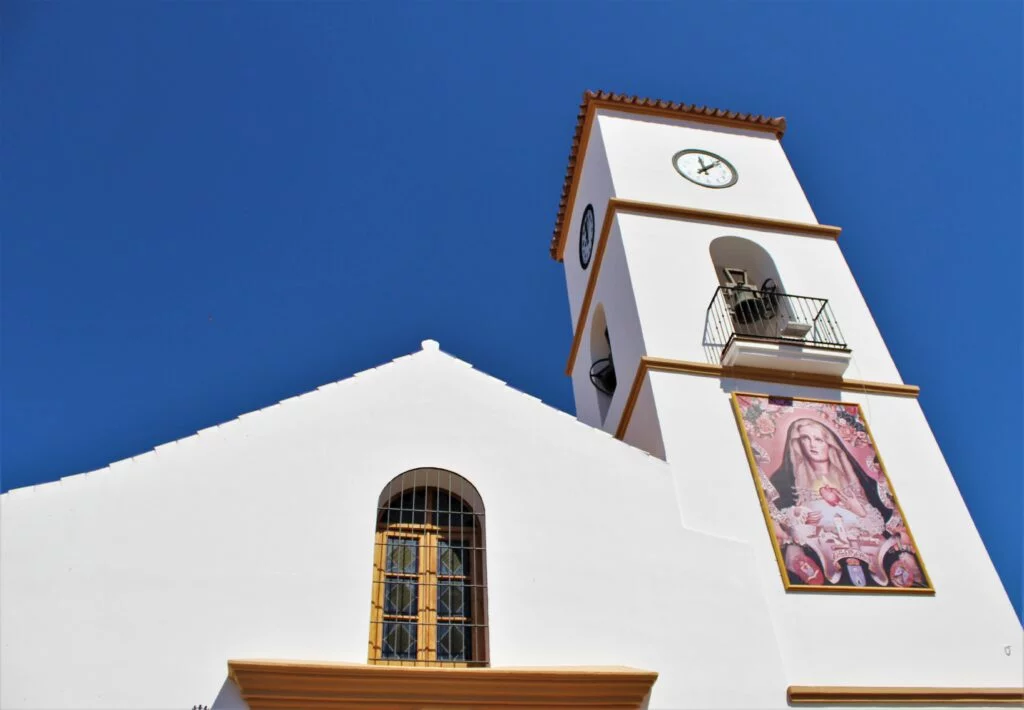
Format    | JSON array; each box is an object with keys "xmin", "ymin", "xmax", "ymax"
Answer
[
  {"xmin": 732, "ymin": 288, "xmax": 766, "ymax": 324},
  {"xmin": 589, "ymin": 357, "xmax": 617, "ymax": 396}
]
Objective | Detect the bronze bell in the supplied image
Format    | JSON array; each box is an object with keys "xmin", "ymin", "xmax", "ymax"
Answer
[{"xmin": 732, "ymin": 288, "xmax": 766, "ymax": 324}]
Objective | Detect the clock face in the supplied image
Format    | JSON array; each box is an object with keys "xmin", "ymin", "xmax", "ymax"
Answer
[
  {"xmin": 672, "ymin": 149, "xmax": 738, "ymax": 189},
  {"xmin": 579, "ymin": 204, "xmax": 596, "ymax": 269}
]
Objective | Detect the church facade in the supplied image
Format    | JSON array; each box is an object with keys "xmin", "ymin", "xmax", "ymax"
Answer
[{"xmin": 2, "ymin": 92, "xmax": 1021, "ymax": 709}]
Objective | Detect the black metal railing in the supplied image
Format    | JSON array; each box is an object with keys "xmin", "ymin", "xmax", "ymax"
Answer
[{"xmin": 705, "ymin": 286, "xmax": 847, "ymax": 356}]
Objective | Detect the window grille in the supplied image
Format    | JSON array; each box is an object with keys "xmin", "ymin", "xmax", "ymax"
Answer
[{"xmin": 369, "ymin": 468, "xmax": 488, "ymax": 667}]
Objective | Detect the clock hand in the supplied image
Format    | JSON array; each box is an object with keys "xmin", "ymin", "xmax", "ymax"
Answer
[
  {"xmin": 698, "ymin": 159, "xmax": 723, "ymax": 175},
  {"xmin": 697, "ymin": 156, "xmax": 709, "ymax": 172}
]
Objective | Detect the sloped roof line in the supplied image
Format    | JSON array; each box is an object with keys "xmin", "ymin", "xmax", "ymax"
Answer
[
  {"xmin": 1, "ymin": 344, "xmax": 662, "ymax": 496},
  {"xmin": 0, "ymin": 350, "xmax": 424, "ymax": 495}
]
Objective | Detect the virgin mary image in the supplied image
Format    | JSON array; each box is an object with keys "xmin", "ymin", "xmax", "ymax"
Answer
[{"xmin": 759, "ymin": 415, "xmax": 927, "ymax": 589}]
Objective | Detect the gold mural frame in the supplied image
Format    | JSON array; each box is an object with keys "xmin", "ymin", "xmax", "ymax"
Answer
[{"xmin": 730, "ymin": 392, "xmax": 934, "ymax": 594}]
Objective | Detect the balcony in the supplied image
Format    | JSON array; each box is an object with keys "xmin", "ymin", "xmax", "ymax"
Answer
[{"xmin": 705, "ymin": 286, "xmax": 851, "ymax": 376}]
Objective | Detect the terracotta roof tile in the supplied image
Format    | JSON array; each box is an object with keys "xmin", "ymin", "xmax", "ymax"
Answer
[{"xmin": 549, "ymin": 91, "xmax": 787, "ymax": 260}]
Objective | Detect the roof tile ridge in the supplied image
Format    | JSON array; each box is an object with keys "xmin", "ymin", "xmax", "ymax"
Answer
[{"xmin": 549, "ymin": 90, "xmax": 787, "ymax": 259}]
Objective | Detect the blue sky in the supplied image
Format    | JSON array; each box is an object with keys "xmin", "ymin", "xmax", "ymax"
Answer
[{"xmin": 3, "ymin": 2, "xmax": 1021, "ymax": 617}]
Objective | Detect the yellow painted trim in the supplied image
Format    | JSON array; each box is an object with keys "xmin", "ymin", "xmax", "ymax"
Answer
[
  {"xmin": 368, "ymin": 527, "xmax": 464, "ymax": 666},
  {"xmin": 614, "ymin": 356, "xmax": 920, "ymax": 441},
  {"xmin": 849, "ymin": 394, "xmax": 934, "ymax": 592},
  {"xmin": 552, "ymin": 95, "xmax": 788, "ymax": 261},
  {"xmin": 787, "ymin": 685, "xmax": 1024, "ymax": 705},
  {"xmin": 612, "ymin": 199, "xmax": 842, "ymax": 239},
  {"xmin": 590, "ymin": 97, "xmax": 786, "ymax": 137},
  {"xmin": 369, "ymin": 493, "xmax": 487, "ymax": 668},
  {"xmin": 615, "ymin": 361, "xmax": 652, "ymax": 441},
  {"xmin": 564, "ymin": 202, "xmax": 617, "ymax": 373},
  {"xmin": 367, "ymin": 530, "xmax": 388, "ymax": 662},
  {"xmin": 564, "ymin": 198, "xmax": 842, "ymax": 374},
  {"xmin": 228, "ymin": 659, "xmax": 658, "ymax": 709},
  {"xmin": 730, "ymin": 391, "xmax": 934, "ymax": 594},
  {"xmin": 731, "ymin": 392, "xmax": 796, "ymax": 588},
  {"xmin": 555, "ymin": 100, "xmax": 599, "ymax": 264}
]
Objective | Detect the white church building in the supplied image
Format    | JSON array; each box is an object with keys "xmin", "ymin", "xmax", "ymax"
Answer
[{"xmin": 2, "ymin": 91, "xmax": 1021, "ymax": 709}]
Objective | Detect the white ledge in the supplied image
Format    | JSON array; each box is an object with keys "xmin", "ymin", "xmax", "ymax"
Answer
[{"xmin": 721, "ymin": 337, "xmax": 852, "ymax": 377}]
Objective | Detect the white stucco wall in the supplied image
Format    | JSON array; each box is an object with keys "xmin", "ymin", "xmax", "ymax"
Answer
[
  {"xmin": 6, "ymin": 106, "xmax": 1020, "ymax": 710},
  {"xmin": 570, "ymin": 222, "xmax": 649, "ymax": 433},
  {"xmin": 646, "ymin": 371, "xmax": 1023, "ymax": 691},
  {"xmin": 597, "ymin": 110, "xmax": 818, "ymax": 224},
  {"xmin": 622, "ymin": 376, "xmax": 665, "ymax": 461},
  {"xmin": 570, "ymin": 208, "xmax": 906, "ymax": 441},
  {"xmin": 557, "ymin": 107, "xmax": 1022, "ymax": 707},
  {"xmin": 562, "ymin": 109, "xmax": 822, "ymax": 390},
  {"xmin": 616, "ymin": 211, "xmax": 904, "ymax": 385},
  {"xmin": 562, "ymin": 119, "xmax": 615, "ymax": 331},
  {"xmin": 1, "ymin": 345, "xmax": 789, "ymax": 710}
]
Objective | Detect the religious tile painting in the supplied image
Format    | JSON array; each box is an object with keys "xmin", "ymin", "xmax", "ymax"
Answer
[{"xmin": 732, "ymin": 393, "xmax": 932, "ymax": 593}]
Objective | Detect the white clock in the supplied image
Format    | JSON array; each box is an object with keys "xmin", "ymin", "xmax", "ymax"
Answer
[
  {"xmin": 578, "ymin": 204, "xmax": 595, "ymax": 269},
  {"xmin": 672, "ymin": 149, "xmax": 738, "ymax": 189}
]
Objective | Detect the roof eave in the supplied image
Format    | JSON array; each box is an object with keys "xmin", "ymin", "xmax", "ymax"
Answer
[{"xmin": 549, "ymin": 90, "xmax": 787, "ymax": 261}]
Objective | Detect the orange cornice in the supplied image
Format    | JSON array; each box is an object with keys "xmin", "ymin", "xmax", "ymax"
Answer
[
  {"xmin": 550, "ymin": 90, "xmax": 788, "ymax": 261},
  {"xmin": 787, "ymin": 685, "xmax": 1024, "ymax": 706},
  {"xmin": 614, "ymin": 356, "xmax": 920, "ymax": 440},
  {"xmin": 564, "ymin": 198, "xmax": 841, "ymax": 375},
  {"xmin": 228, "ymin": 659, "xmax": 658, "ymax": 709}
]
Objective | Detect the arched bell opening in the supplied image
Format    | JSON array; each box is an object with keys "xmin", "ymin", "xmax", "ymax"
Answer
[
  {"xmin": 705, "ymin": 236, "xmax": 847, "ymax": 362},
  {"xmin": 708, "ymin": 236, "xmax": 791, "ymax": 341},
  {"xmin": 588, "ymin": 304, "xmax": 616, "ymax": 422}
]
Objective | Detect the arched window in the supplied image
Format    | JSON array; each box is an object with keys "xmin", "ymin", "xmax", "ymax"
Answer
[
  {"xmin": 369, "ymin": 468, "xmax": 488, "ymax": 667},
  {"xmin": 588, "ymin": 304, "xmax": 616, "ymax": 422}
]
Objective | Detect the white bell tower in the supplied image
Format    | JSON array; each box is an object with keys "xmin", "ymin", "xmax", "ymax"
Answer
[{"xmin": 550, "ymin": 91, "xmax": 1022, "ymax": 699}]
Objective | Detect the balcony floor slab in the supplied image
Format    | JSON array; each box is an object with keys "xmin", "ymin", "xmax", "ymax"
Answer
[{"xmin": 721, "ymin": 336, "xmax": 852, "ymax": 377}]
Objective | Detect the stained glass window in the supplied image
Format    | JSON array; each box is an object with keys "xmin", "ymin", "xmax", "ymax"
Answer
[
  {"xmin": 370, "ymin": 469, "xmax": 487, "ymax": 666},
  {"xmin": 386, "ymin": 538, "xmax": 418, "ymax": 574},
  {"xmin": 438, "ymin": 541, "xmax": 466, "ymax": 577},
  {"xmin": 438, "ymin": 580, "xmax": 465, "ymax": 616},
  {"xmin": 382, "ymin": 621, "xmax": 417, "ymax": 660},
  {"xmin": 437, "ymin": 623, "xmax": 470, "ymax": 661},
  {"xmin": 384, "ymin": 579, "xmax": 418, "ymax": 616}
]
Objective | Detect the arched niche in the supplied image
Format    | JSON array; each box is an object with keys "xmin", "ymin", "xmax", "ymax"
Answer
[
  {"xmin": 588, "ymin": 304, "xmax": 616, "ymax": 422},
  {"xmin": 705, "ymin": 236, "xmax": 791, "ymax": 356},
  {"xmin": 709, "ymin": 236, "xmax": 786, "ymax": 293}
]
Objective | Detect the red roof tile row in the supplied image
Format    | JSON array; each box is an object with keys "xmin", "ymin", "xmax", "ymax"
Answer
[{"xmin": 549, "ymin": 91, "xmax": 787, "ymax": 260}]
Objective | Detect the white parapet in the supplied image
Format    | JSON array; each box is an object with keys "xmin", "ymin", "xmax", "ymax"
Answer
[{"xmin": 721, "ymin": 336, "xmax": 852, "ymax": 376}]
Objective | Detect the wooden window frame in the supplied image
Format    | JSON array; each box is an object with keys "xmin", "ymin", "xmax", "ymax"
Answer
[{"xmin": 369, "ymin": 487, "xmax": 487, "ymax": 667}]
